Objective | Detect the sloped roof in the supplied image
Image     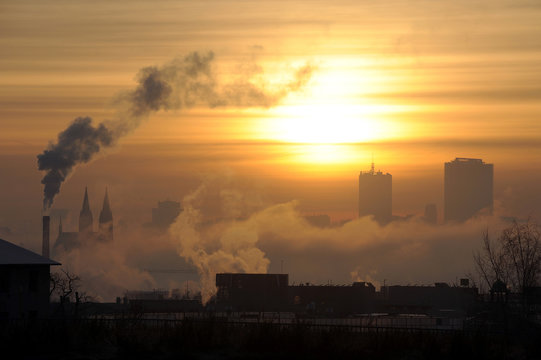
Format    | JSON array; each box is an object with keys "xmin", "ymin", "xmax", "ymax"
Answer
[{"xmin": 0, "ymin": 238, "xmax": 60, "ymax": 265}]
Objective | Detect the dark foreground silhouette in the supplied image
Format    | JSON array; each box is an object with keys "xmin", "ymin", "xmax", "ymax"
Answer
[{"xmin": 1, "ymin": 317, "xmax": 540, "ymax": 360}]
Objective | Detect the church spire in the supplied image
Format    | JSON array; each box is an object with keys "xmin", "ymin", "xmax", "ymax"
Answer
[
  {"xmin": 99, "ymin": 188, "xmax": 113, "ymax": 223},
  {"xmin": 82, "ymin": 187, "xmax": 90, "ymax": 212},
  {"xmin": 99, "ymin": 187, "xmax": 113, "ymax": 242},
  {"xmin": 79, "ymin": 186, "xmax": 93, "ymax": 233}
]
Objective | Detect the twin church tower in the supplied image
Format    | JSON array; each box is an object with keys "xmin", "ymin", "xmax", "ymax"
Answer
[
  {"xmin": 55, "ymin": 187, "xmax": 113, "ymax": 252},
  {"xmin": 78, "ymin": 187, "xmax": 113, "ymax": 238}
]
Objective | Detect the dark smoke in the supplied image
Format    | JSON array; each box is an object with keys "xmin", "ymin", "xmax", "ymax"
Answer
[
  {"xmin": 38, "ymin": 117, "xmax": 114, "ymax": 209},
  {"xmin": 37, "ymin": 51, "xmax": 314, "ymax": 209}
]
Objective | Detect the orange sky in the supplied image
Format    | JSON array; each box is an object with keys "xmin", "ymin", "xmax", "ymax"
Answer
[{"xmin": 2, "ymin": 0, "xmax": 541, "ymax": 249}]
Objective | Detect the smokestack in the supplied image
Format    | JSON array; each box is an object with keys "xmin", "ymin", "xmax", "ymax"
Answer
[{"xmin": 42, "ymin": 216, "xmax": 50, "ymax": 259}]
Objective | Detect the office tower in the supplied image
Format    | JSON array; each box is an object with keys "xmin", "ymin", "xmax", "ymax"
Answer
[
  {"xmin": 444, "ymin": 157, "xmax": 493, "ymax": 222},
  {"xmin": 358, "ymin": 162, "xmax": 392, "ymax": 224}
]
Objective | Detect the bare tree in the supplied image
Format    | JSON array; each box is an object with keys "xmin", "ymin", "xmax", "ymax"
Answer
[
  {"xmin": 50, "ymin": 269, "xmax": 91, "ymax": 318},
  {"xmin": 50, "ymin": 268, "xmax": 82, "ymax": 303},
  {"xmin": 474, "ymin": 220, "xmax": 541, "ymax": 295}
]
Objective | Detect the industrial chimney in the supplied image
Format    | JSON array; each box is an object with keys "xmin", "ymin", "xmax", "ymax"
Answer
[{"xmin": 42, "ymin": 215, "xmax": 50, "ymax": 259}]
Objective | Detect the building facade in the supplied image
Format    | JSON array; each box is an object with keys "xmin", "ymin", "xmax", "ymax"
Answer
[
  {"xmin": 358, "ymin": 163, "xmax": 392, "ymax": 224},
  {"xmin": 0, "ymin": 238, "xmax": 60, "ymax": 319},
  {"xmin": 216, "ymin": 273, "xmax": 289, "ymax": 311},
  {"xmin": 444, "ymin": 158, "xmax": 493, "ymax": 222}
]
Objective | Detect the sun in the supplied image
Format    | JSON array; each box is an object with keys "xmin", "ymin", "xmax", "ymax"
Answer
[
  {"xmin": 270, "ymin": 103, "xmax": 389, "ymax": 143},
  {"xmin": 257, "ymin": 59, "xmax": 407, "ymax": 145}
]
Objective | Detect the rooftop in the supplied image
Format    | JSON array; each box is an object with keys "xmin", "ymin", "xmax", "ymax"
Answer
[{"xmin": 0, "ymin": 238, "xmax": 60, "ymax": 265}]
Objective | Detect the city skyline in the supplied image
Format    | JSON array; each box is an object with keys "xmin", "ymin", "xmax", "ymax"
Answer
[
  {"xmin": 2, "ymin": 0, "xmax": 541, "ymax": 235},
  {"xmin": 2, "ymin": 1, "xmax": 541, "ymax": 356},
  {"xmin": 1, "ymin": 0, "xmax": 541, "ymax": 311}
]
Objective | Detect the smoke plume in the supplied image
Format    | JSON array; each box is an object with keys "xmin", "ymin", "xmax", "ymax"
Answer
[
  {"xmin": 37, "ymin": 118, "xmax": 114, "ymax": 209},
  {"xmin": 169, "ymin": 176, "xmax": 270, "ymax": 303},
  {"xmin": 37, "ymin": 52, "xmax": 314, "ymax": 209}
]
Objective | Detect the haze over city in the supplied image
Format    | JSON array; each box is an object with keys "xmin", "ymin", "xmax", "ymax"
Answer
[
  {"xmin": 1, "ymin": 2, "xmax": 541, "ymax": 357},
  {"xmin": 2, "ymin": 0, "xmax": 541, "ymax": 298}
]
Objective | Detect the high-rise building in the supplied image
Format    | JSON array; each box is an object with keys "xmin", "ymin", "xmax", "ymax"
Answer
[
  {"xmin": 444, "ymin": 158, "xmax": 493, "ymax": 222},
  {"xmin": 358, "ymin": 163, "xmax": 392, "ymax": 224}
]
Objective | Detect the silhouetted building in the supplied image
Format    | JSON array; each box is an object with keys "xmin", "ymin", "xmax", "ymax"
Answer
[
  {"xmin": 216, "ymin": 273, "xmax": 289, "ymax": 311},
  {"xmin": 152, "ymin": 200, "xmax": 182, "ymax": 229},
  {"xmin": 380, "ymin": 283, "xmax": 478, "ymax": 317},
  {"xmin": 289, "ymin": 282, "xmax": 376, "ymax": 315},
  {"xmin": 0, "ymin": 238, "xmax": 60, "ymax": 319},
  {"xmin": 214, "ymin": 273, "xmax": 478, "ymax": 317},
  {"xmin": 424, "ymin": 203, "xmax": 437, "ymax": 224},
  {"xmin": 358, "ymin": 162, "xmax": 392, "ymax": 224},
  {"xmin": 444, "ymin": 158, "xmax": 493, "ymax": 222},
  {"xmin": 129, "ymin": 299, "xmax": 202, "ymax": 313},
  {"xmin": 125, "ymin": 289, "xmax": 169, "ymax": 300},
  {"xmin": 55, "ymin": 187, "xmax": 113, "ymax": 252}
]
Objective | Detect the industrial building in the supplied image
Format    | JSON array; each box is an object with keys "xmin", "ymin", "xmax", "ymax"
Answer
[
  {"xmin": 358, "ymin": 162, "xmax": 392, "ymax": 224},
  {"xmin": 380, "ymin": 283, "xmax": 478, "ymax": 317},
  {"xmin": 215, "ymin": 273, "xmax": 477, "ymax": 317},
  {"xmin": 444, "ymin": 158, "xmax": 493, "ymax": 222},
  {"xmin": 290, "ymin": 282, "xmax": 376, "ymax": 315},
  {"xmin": 216, "ymin": 273, "xmax": 289, "ymax": 312}
]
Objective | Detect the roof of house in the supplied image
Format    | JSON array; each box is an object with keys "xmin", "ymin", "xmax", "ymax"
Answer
[{"xmin": 0, "ymin": 238, "xmax": 60, "ymax": 265}]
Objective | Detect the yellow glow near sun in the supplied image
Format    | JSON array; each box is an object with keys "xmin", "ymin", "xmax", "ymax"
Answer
[
  {"xmin": 271, "ymin": 103, "xmax": 397, "ymax": 143},
  {"xmin": 290, "ymin": 144, "xmax": 361, "ymax": 166},
  {"xmin": 257, "ymin": 59, "xmax": 412, "ymax": 145}
]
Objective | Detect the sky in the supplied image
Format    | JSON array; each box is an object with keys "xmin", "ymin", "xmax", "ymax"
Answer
[{"xmin": 1, "ymin": 0, "xmax": 541, "ymax": 299}]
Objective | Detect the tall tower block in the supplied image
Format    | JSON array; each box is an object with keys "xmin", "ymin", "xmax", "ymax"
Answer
[
  {"xmin": 358, "ymin": 162, "xmax": 392, "ymax": 225},
  {"xmin": 444, "ymin": 158, "xmax": 493, "ymax": 222}
]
